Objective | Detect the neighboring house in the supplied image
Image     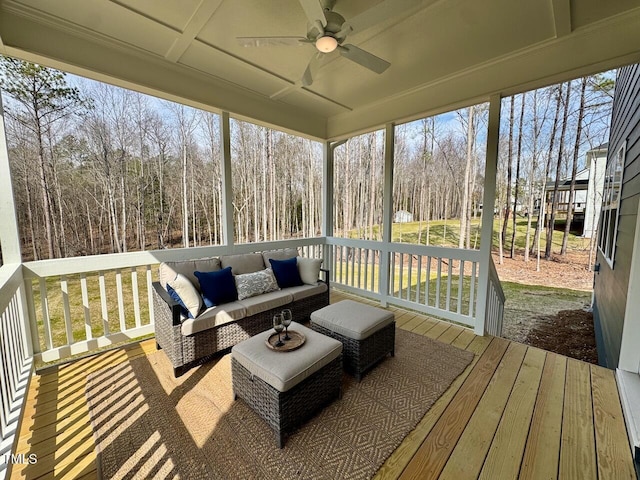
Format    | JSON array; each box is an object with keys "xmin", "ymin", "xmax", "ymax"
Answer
[
  {"xmin": 393, "ymin": 210, "xmax": 413, "ymax": 223},
  {"xmin": 592, "ymin": 64, "xmax": 640, "ymax": 464},
  {"xmin": 543, "ymin": 144, "xmax": 607, "ymax": 238}
]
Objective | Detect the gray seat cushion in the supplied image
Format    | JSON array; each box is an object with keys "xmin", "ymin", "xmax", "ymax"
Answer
[
  {"xmin": 231, "ymin": 322, "xmax": 342, "ymax": 392},
  {"xmin": 237, "ymin": 290, "xmax": 293, "ymax": 316},
  {"xmin": 219, "ymin": 253, "xmax": 265, "ymax": 275},
  {"xmin": 181, "ymin": 301, "xmax": 246, "ymax": 336},
  {"xmin": 284, "ymin": 282, "xmax": 328, "ymax": 301},
  {"xmin": 159, "ymin": 257, "xmax": 221, "ymax": 290},
  {"xmin": 310, "ymin": 300, "xmax": 395, "ymax": 340}
]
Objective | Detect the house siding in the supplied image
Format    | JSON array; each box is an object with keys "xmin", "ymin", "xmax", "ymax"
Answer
[{"xmin": 594, "ymin": 64, "xmax": 640, "ymax": 369}]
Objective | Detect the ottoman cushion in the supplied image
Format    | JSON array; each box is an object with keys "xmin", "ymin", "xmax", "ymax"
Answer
[
  {"xmin": 311, "ymin": 300, "xmax": 395, "ymax": 340},
  {"xmin": 231, "ymin": 322, "xmax": 342, "ymax": 392}
]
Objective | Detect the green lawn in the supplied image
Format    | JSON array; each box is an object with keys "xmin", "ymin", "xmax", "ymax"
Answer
[{"xmin": 345, "ymin": 216, "xmax": 590, "ymax": 253}]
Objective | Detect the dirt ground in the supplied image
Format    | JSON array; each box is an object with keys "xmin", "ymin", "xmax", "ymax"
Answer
[{"xmin": 493, "ymin": 250, "xmax": 598, "ymax": 364}]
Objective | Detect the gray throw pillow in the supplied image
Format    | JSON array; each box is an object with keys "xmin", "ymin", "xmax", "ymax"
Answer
[{"xmin": 235, "ymin": 268, "xmax": 280, "ymax": 300}]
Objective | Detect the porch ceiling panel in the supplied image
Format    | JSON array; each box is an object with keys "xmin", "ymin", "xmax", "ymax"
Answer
[{"xmin": 1, "ymin": 0, "xmax": 640, "ymax": 141}]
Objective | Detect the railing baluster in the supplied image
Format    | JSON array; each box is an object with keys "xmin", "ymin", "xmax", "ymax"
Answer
[
  {"xmin": 115, "ymin": 269, "xmax": 126, "ymax": 332},
  {"xmin": 390, "ymin": 252, "xmax": 396, "ymax": 296},
  {"xmin": 357, "ymin": 248, "xmax": 362, "ymax": 289},
  {"xmin": 39, "ymin": 278, "xmax": 53, "ymax": 350},
  {"xmin": 350, "ymin": 247, "xmax": 355, "ymax": 287},
  {"xmin": 416, "ymin": 255, "xmax": 422, "ymax": 304},
  {"xmin": 436, "ymin": 258, "xmax": 442, "ymax": 309},
  {"xmin": 470, "ymin": 262, "xmax": 477, "ymax": 318},
  {"xmin": 99, "ymin": 271, "xmax": 110, "ymax": 336},
  {"xmin": 80, "ymin": 274, "xmax": 92, "ymax": 340},
  {"xmin": 407, "ymin": 254, "xmax": 413, "ymax": 301},
  {"xmin": 146, "ymin": 265, "xmax": 154, "ymax": 325},
  {"xmin": 426, "ymin": 256, "xmax": 432, "ymax": 307},
  {"xmin": 457, "ymin": 260, "xmax": 464, "ymax": 314},
  {"xmin": 446, "ymin": 258, "xmax": 453, "ymax": 311},
  {"xmin": 399, "ymin": 253, "xmax": 404, "ymax": 298},
  {"xmin": 60, "ymin": 276, "xmax": 73, "ymax": 345},
  {"xmin": 364, "ymin": 248, "xmax": 369, "ymax": 291},
  {"xmin": 131, "ymin": 267, "xmax": 141, "ymax": 328}
]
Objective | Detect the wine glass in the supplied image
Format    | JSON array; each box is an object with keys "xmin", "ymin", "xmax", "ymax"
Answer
[
  {"xmin": 282, "ymin": 309, "xmax": 292, "ymax": 340},
  {"xmin": 273, "ymin": 313, "xmax": 285, "ymax": 347}
]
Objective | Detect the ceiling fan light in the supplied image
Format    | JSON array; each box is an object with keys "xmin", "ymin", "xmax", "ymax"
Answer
[{"xmin": 315, "ymin": 36, "xmax": 338, "ymax": 53}]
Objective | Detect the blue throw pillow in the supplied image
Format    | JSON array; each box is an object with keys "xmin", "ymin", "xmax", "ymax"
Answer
[
  {"xmin": 269, "ymin": 257, "xmax": 303, "ymax": 288},
  {"xmin": 166, "ymin": 285, "xmax": 192, "ymax": 318},
  {"xmin": 194, "ymin": 267, "xmax": 238, "ymax": 306}
]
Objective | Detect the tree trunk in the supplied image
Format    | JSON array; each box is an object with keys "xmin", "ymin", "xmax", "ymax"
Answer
[
  {"xmin": 511, "ymin": 93, "xmax": 525, "ymax": 258},
  {"xmin": 502, "ymin": 96, "xmax": 515, "ymax": 250},
  {"xmin": 561, "ymin": 77, "xmax": 587, "ymax": 255},
  {"xmin": 546, "ymin": 81, "xmax": 572, "ymax": 259}
]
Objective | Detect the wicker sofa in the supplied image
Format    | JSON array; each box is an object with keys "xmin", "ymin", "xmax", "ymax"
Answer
[{"xmin": 152, "ymin": 248, "xmax": 330, "ymax": 377}]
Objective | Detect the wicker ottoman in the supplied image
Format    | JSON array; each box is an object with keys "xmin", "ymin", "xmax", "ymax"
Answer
[
  {"xmin": 231, "ymin": 322, "xmax": 343, "ymax": 448},
  {"xmin": 310, "ymin": 300, "xmax": 395, "ymax": 381}
]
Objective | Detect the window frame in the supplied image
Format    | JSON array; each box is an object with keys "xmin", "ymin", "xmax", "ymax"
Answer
[{"xmin": 598, "ymin": 143, "xmax": 625, "ymax": 268}]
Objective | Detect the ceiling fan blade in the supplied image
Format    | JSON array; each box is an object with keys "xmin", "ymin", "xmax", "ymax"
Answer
[
  {"xmin": 339, "ymin": 44, "xmax": 390, "ymax": 74},
  {"xmin": 342, "ymin": 0, "xmax": 424, "ymax": 35},
  {"xmin": 302, "ymin": 52, "xmax": 324, "ymax": 87},
  {"xmin": 299, "ymin": 0, "xmax": 327, "ymax": 27},
  {"xmin": 237, "ymin": 36, "xmax": 310, "ymax": 47}
]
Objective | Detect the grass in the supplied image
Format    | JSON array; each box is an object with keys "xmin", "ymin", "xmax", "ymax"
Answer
[{"xmin": 347, "ymin": 216, "xmax": 591, "ymax": 253}]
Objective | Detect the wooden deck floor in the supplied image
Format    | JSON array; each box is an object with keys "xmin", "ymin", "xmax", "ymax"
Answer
[{"xmin": 10, "ymin": 291, "xmax": 636, "ymax": 479}]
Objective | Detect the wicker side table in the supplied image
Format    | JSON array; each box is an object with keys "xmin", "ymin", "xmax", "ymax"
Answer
[
  {"xmin": 310, "ymin": 300, "xmax": 395, "ymax": 381},
  {"xmin": 231, "ymin": 322, "xmax": 343, "ymax": 448}
]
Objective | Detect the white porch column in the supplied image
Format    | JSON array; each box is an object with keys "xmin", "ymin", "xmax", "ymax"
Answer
[
  {"xmin": 475, "ymin": 94, "xmax": 501, "ymax": 335},
  {"xmin": 219, "ymin": 111, "xmax": 234, "ymax": 246},
  {"xmin": 0, "ymin": 92, "xmax": 22, "ymax": 264},
  {"xmin": 379, "ymin": 123, "xmax": 395, "ymax": 306},
  {"xmin": 322, "ymin": 141, "xmax": 333, "ymax": 273}
]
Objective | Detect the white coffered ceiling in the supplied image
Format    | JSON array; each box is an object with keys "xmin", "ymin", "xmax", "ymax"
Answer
[{"xmin": 1, "ymin": 0, "xmax": 640, "ymax": 140}]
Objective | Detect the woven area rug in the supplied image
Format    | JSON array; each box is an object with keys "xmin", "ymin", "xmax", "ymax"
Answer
[{"xmin": 86, "ymin": 329, "xmax": 473, "ymax": 479}]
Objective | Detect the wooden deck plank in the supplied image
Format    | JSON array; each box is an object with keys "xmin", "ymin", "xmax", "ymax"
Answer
[
  {"xmin": 423, "ymin": 321, "xmax": 450, "ymax": 340},
  {"xmin": 519, "ymin": 352, "xmax": 567, "ymax": 480},
  {"xmin": 436, "ymin": 324, "xmax": 464, "ymax": 345},
  {"xmin": 399, "ymin": 337, "xmax": 510, "ymax": 480},
  {"xmin": 410, "ymin": 317, "xmax": 439, "ymax": 336},
  {"xmin": 451, "ymin": 329, "xmax": 475, "ymax": 350},
  {"xmin": 591, "ymin": 365, "xmax": 637, "ymax": 479},
  {"xmin": 439, "ymin": 342, "xmax": 527, "ymax": 480},
  {"xmin": 11, "ymin": 294, "xmax": 635, "ymax": 480},
  {"xmin": 478, "ymin": 347, "xmax": 546, "ymax": 480},
  {"xmin": 559, "ymin": 358, "xmax": 597, "ymax": 480},
  {"xmin": 374, "ymin": 335, "xmax": 493, "ymax": 480}
]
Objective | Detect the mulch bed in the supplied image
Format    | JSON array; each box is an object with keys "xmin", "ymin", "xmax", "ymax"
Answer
[{"xmin": 524, "ymin": 309, "xmax": 598, "ymax": 364}]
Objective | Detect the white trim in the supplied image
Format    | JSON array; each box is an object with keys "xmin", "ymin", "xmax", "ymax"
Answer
[
  {"xmin": 475, "ymin": 94, "xmax": 501, "ymax": 335},
  {"xmin": 220, "ymin": 111, "xmax": 234, "ymax": 246},
  {"xmin": 0, "ymin": 92, "xmax": 23, "ymax": 264},
  {"xmin": 618, "ymin": 197, "xmax": 640, "ymax": 372},
  {"xmin": 616, "ymin": 369, "xmax": 640, "ymax": 462},
  {"xmin": 598, "ymin": 142, "xmax": 625, "ymax": 268}
]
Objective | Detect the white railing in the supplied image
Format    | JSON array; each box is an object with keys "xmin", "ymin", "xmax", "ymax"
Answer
[
  {"xmin": 485, "ymin": 256, "xmax": 505, "ymax": 336},
  {"xmin": 326, "ymin": 237, "xmax": 483, "ymax": 327},
  {"xmin": 22, "ymin": 238, "xmax": 325, "ymax": 363},
  {"xmin": 0, "ymin": 264, "xmax": 34, "ymax": 480}
]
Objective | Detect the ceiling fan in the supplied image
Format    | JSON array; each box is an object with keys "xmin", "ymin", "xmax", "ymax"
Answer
[{"xmin": 237, "ymin": 0, "xmax": 422, "ymax": 87}]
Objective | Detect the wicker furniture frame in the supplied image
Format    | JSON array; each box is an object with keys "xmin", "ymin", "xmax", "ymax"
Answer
[
  {"xmin": 310, "ymin": 322, "xmax": 395, "ymax": 381},
  {"xmin": 231, "ymin": 354, "xmax": 343, "ymax": 448},
  {"xmin": 153, "ymin": 269, "xmax": 330, "ymax": 377}
]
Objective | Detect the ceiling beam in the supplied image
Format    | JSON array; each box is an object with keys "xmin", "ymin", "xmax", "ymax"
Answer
[
  {"xmin": 551, "ymin": 0, "xmax": 572, "ymax": 38},
  {"xmin": 165, "ymin": 0, "xmax": 224, "ymax": 63}
]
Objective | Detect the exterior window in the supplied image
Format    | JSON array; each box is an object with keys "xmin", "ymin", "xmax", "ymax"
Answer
[{"xmin": 598, "ymin": 144, "xmax": 625, "ymax": 266}]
